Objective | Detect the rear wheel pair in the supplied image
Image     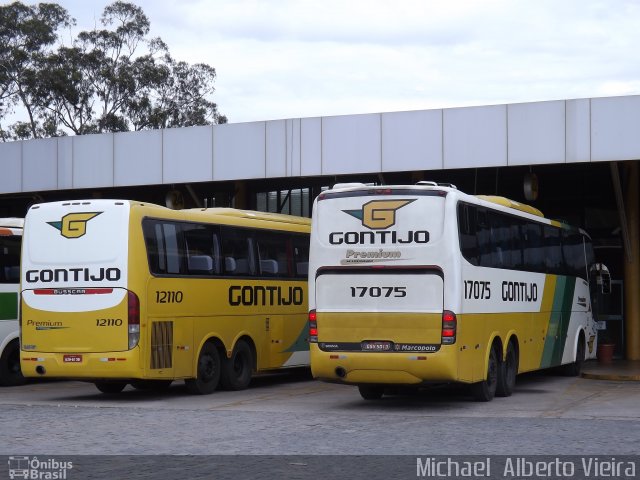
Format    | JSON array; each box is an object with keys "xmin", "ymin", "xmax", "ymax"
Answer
[
  {"xmin": 185, "ymin": 340, "xmax": 253, "ymax": 395},
  {"xmin": 471, "ymin": 342, "xmax": 518, "ymax": 401},
  {"xmin": 94, "ymin": 381, "xmax": 127, "ymax": 394},
  {"xmin": 358, "ymin": 385, "xmax": 385, "ymax": 400}
]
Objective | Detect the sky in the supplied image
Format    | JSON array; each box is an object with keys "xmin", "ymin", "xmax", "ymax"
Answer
[{"xmin": 29, "ymin": 0, "xmax": 640, "ymax": 124}]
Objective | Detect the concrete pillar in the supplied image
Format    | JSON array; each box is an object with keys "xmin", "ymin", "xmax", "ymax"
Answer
[{"xmin": 623, "ymin": 161, "xmax": 640, "ymax": 359}]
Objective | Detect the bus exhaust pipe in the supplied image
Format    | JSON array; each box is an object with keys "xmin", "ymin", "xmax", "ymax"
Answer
[
  {"xmin": 35, "ymin": 365, "xmax": 46, "ymax": 375},
  {"xmin": 335, "ymin": 367, "xmax": 347, "ymax": 378}
]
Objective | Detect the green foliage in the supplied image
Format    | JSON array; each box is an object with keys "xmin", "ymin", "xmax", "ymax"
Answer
[{"xmin": 0, "ymin": 1, "xmax": 226, "ymax": 141}]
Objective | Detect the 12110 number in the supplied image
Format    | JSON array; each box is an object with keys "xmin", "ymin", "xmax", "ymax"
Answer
[{"xmin": 156, "ymin": 290, "xmax": 183, "ymax": 303}]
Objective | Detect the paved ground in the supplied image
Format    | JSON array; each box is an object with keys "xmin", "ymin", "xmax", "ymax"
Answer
[
  {"xmin": 0, "ymin": 364, "xmax": 638, "ymax": 478},
  {"xmin": 0, "ymin": 365, "xmax": 638, "ymax": 454}
]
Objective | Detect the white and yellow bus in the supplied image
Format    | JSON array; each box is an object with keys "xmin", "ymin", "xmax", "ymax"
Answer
[
  {"xmin": 0, "ymin": 218, "xmax": 25, "ymax": 386},
  {"xmin": 308, "ymin": 182, "xmax": 610, "ymax": 401},
  {"xmin": 20, "ymin": 200, "xmax": 310, "ymax": 394}
]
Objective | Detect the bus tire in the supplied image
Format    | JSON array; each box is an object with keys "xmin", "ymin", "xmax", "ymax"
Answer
[
  {"xmin": 94, "ymin": 381, "xmax": 127, "ymax": 394},
  {"xmin": 496, "ymin": 341, "xmax": 518, "ymax": 397},
  {"xmin": 562, "ymin": 334, "xmax": 585, "ymax": 377},
  {"xmin": 358, "ymin": 385, "xmax": 384, "ymax": 400},
  {"xmin": 131, "ymin": 380, "xmax": 173, "ymax": 391},
  {"xmin": 186, "ymin": 342, "xmax": 221, "ymax": 395},
  {"xmin": 220, "ymin": 340, "xmax": 253, "ymax": 391},
  {"xmin": 471, "ymin": 346, "xmax": 498, "ymax": 402},
  {"xmin": 0, "ymin": 339, "xmax": 26, "ymax": 387}
]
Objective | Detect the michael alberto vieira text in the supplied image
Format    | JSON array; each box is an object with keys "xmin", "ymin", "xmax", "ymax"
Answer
[{"xmin": 416, "ymin": 457, "xmax": 637, "ymax": 477}]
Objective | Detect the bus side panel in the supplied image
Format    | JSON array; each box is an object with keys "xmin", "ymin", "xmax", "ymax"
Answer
[
  {"xmin": 141, "ymin": 316, "xmax": 194, "ymax": 379},
  {"xmin": 562, "ymin": 277, "xmax": 597, "ymax": 363},
  {"xmin": 538, "ymin": 276, "xmax": 575, "ymax": 369},
  {"xmin": 145, "ymin": 277, "xmax": 308, "ymax": 376},
  {"xmin": 455, "ymin": 313, "xmax": 485, "ymax": 382},
  {"xmin": 267, "ymin": 313, "xmax": 310, "ymax": 369},
  {"xmin": 457, "ymin": 312, "xmax": 537, "ymax": 382}
]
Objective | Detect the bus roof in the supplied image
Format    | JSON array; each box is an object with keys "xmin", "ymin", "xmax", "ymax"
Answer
[
  {"xmin": 324, "ymin": 182, "xmax": 545, "ymax": 218},
  {"xmin": 28, "ymin": 200, "xmax": 310, "ymax": 228},
  {"xmin": 198, "ymin": 208, "xmax": 311, "ymax": 226},
  {"xmin": 475, "ymin": 196, "xmax": 544, "ymax": 218}
]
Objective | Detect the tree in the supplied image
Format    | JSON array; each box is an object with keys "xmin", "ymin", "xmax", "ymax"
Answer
[
  {"xmin": 0, "ymin": 1, "xmax": 73, "ymax": 140},
  {"xmin": 0, "ymin": 1, "xmax": 226, "ymax": 141}
]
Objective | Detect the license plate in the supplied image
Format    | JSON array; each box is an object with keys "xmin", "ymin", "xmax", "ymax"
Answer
[
  {"xmin": 361, "ymin": 341, "xmax": 392, "ymax": 351},
  {"xmin": 63, "ymin": 354, "xmax": 82, "ymax": 363}
]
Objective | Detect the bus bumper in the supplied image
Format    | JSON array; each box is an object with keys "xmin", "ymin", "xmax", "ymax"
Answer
[
  {"xmin": 310, "ymin": 344, "xmax": 460, "ymax": 385},
  {"xmin": 20, "ymin": 348, "xmax": 145, "ymax": 380}
]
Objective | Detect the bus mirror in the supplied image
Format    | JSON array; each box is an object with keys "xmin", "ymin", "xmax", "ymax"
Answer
[{"xmin": 591, "ymin": 263, "xmax": 611, "ymax": 295}]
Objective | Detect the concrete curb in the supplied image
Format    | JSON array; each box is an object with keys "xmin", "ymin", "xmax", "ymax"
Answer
[{"xmin": 581, "ymin": 371, "xmax": 640, "ymax": 381}]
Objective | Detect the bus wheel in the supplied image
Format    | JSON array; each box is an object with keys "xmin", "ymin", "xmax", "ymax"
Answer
[
  {"xmin": 496, "ymin": 342, "xmax": 518, "ymax": 397},
  {"xmin": 94, "ymin": 381, "xmax": 127, "ymax": 394},
  {"xmin": 0, "ymin": 339, "xmax": 26, "ymax": 387},
  {"xmin": 186, "ymin": 342, "xmax": 221, "ymax": 395},
  {"xmin": 562, "ymin": 335, "xmax": 585, "ymax": 377},
  {"xmin": 131, "ymin": 380, "xmax": 173, "ymax": 391},
  {"xmin": 358, "ymin": 385, "xmax": 384, "ymax": 400},
  {"xmin": 221, "ymin": 340, "xmax": 253, "ymax": 391},
  {"xmin": 471, "ymin": 346, "xmax": 498, "ymax": 402}
]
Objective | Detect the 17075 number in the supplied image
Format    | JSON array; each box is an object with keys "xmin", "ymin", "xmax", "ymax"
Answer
[
  {"xmin": 464, "ymin": 280, "xmax": 491, "ymax": 299},
  {"xmin": 350, "ymin": 286, "xmax": 407, "ymax": 298}
]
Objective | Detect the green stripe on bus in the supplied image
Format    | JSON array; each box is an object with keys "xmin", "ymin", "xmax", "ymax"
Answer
[
  {"xmin": 0, "ymin": 292, "xmax": 18, "ymax": 321},
  {"xmin": 283, "ymin": 324, "xmax": 311, "ymax": 353},
  {"xmin": 540, "ymin": 276, "xmax": 576, "ymax": 368}
]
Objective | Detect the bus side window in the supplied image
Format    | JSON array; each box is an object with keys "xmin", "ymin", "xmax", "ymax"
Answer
[
  {"xmin": 183, "ymin": 223, "xmax": 221, "ymax": 275},
  {"xmin": 221, "ymin": 226, "xmax": 256, "ymax": 277},
  {"xmin": 562, "ymin": 229, "xmax": 586, "ymax": 279},
  {"xmin": 476, "ymin": 209, "xmax": 492, "ymax": 268},
  {"xmin": 510, "ymin": 221, "xmax": 524, "ymax": 269},
  {"xmin": 255, "ymin": 230, "xmax": 286, "ymax": 277},
  {"xmin": 543, "ymin": 226, "xmax": 562, "ymax": 274},
  {"xmin": 142, "ymin": 220, "xmax": 166, "ymax": 274},
  {"xmin": 489, "ymin": 211, "xmax": 517, "ymax": 269},
  {"xmin": 292, "ymin": 234, "xmax": 310, "ymax": 278},
  {"xmin": 523, "ymin": 222, "xmax": 544, "ymax": 272},
  {"xmin": 142, "ymin": 220, "xmax": 185, "ymax": 275},
  {"xmin": 458, "ymin": 203, "xmax": 479, "ymax": 266}
]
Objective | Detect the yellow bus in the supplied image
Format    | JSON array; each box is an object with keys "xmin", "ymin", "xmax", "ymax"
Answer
[
  {"xmin": 20, "ymin": 200, "xmax": 310, "ymax": 394},
  {"xmin": 308, "ymin": 182, "xmax": 610, "ymax": 401}
]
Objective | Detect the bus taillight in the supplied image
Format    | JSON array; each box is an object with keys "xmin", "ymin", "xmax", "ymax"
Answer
[
  {"xmin": 128, "ymin": 291, "xmax": 140, "ymax": 349},
  {"xmin": 309, "ymin": 310, "xmax": 318, "ymax": 343},
  {"xmin": 441, "ymin": 310, "xmax": 456, "ymax": 345}
]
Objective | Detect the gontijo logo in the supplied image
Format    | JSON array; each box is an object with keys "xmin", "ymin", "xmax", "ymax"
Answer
[
  {"xmin": 47, "ymin": 212, "xmax": 102, "ymax": 239},
  {"xmin": 330, "ymin": 199, "xmax": 429, "ymax": 245},
  {"xmin": 343, "ymin": 199, "xmax": 415, "ymax": 229}
]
